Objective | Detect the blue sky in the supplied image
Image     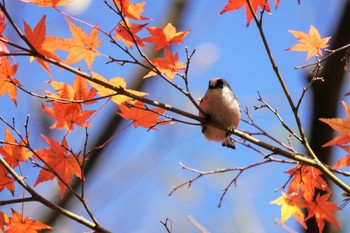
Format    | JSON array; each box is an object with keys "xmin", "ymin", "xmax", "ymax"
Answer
[{"xmin": 0, "ymin": 0, "xmax": 349, "ymax": 232}]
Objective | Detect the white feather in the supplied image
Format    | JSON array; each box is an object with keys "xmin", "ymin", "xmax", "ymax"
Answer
[{"xmin": 199, "ymin": 78, "xmax": 241, "ymax": 148}]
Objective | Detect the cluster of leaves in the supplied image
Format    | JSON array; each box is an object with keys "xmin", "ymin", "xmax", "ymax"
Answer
[
  {"xmin": 267, "ymin": 24, "xmax": 350, "ymax": 233},
  {"xmin": 0, "ymin": 0, "xmax": 189, "ymax": 231},
  {"xmin": 0, "ymin": 0, "xmax": 349, "ymax": 232},
  {"xmin": 270, "ymin": 101, "xmax": 350, "ymax": 232}
]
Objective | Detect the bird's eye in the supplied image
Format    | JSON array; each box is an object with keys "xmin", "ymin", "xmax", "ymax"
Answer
[{"xmin": 216, "ymin": 79, "xmax": 224, "ymax": 89}]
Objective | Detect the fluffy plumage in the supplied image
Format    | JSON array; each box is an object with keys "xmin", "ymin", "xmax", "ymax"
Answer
[{"xmin": 199, "ymin": 78, "xmax": 241, "ymax": 149}]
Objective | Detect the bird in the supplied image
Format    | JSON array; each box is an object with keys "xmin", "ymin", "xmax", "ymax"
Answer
[{"xmin": 199, "ymin": 78, "xmax": 241, "ymax": 149}]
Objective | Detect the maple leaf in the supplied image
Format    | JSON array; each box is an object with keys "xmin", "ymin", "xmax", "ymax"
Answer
[
  {"xmin": 286, "ymin": 165, "xmax": 329, "ymax": 202},
  {"xmin": 72, "ymin": 75, "xmax": 97, "ymax": 104},
  {"xmin": 287, "ymin": 25, "xmax": 331, "ymax": 61},
  {"xmin": 332, "ymin": 146, "xmax": 350, "ymax": 168},
  {"xmin": 0, "ymin": 11, "xmax": 10, "ymax": 54},
  {"xmin": 0, "ymin": 128, "xmax": 31, "ymax": 168},
  {"xmin": 220, "ymin": 0, "xmax": 271, "ymax": 26},
  {"xmin": 270, "ymin": 192, "xmax": 307, "ymax": 229},
  {"xmin": 21, "ymin": 0, "xmax": 72, "ymax": 6},
  {"xmin": 306, "ymin": 193, "xmax": 340, "ymax": 233},
  {"xmin": 89, "ymin": 72, "xmax": 148, "ymax": 105},
  {"xmin": 144, "ymin": 48, "xmax": 186, "ymax": 80},
  {"xmin": 113, "ymin": 0, "xmax": 150, "ymax": 20},
  {"xmin": 46, "ymin": 75, "xmax": 97, "ymax": 104},
  {"xmin": 34, "ymin": 135, "xmax": 81, "ymax": 198},
  {"xmin": 6, "ymin": 209, "xmax": 52, "ymax": 233},
  {"xmin": 144, "ymin": 23, "xmax": 190, "ymax": 52},
  {"xmin": 320, "ymin": 101, "xmax": 350, "ymax": 147},
  {"xmin": 0, "ymin": 211, "xmax": 9, "ymax": 232},
  {"xmin": 0, "ymin": 56, "xmax": 21, "ymax": 105},
  {"xmin": 115, "ymin": 18, "xmax": 147, "ymax": 49},
  {"xmin": 24, "ymin": 15, "xmax": 62, "ymax": 77},
  {"xmin": 47, "ymin": 18, "xmax": 102, "ymax": 70},
  {"xmin": 0, "ymin": 165, "xmax": 15, "ymax": 196},
  {"xmin": 118, "ymin": 100, "xmax": 173, "ymax": 129},
  {"xmin": 42, "ymin": 102, "xmax": 95, "ymax": 132}
]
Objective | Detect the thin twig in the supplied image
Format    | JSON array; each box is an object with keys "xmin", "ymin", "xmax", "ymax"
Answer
[
  {"xmin": 295, "ymin": 42, "xmax": 350, "ymax": 69},
  {"xmin": 0, "ymin": 197, "xmax": 35, "ymax": 206}
]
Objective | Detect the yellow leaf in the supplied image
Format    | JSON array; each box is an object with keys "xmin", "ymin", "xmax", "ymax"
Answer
[
  {"xmin": 270, "ymin": 192, "xmax": 307, "ymax": 229},
  {"xmin": 89, "ymin": 72, "xmax": 148, "ymax": 105}
]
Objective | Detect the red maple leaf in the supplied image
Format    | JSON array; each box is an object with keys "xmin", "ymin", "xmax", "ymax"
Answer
[
  {"xmin": 306, "ymin": 193, "xmax": 340, "ymax": 233},
  {"xmin": 320, "ymin": 101, "xmax": 350, "ymax": 147},
  {"xmin": 0, "ymin": 128, "xmax": 31, "ymax": 168},
  {"xmin": 72, "ymin": 75, "xmax": 97, "ymax": 104},
  {"xmin": 34, "ymin": 135, "xmax": 82, "ymax": 198},
  {"xmin": 220, "ymin": 0, "xmax": 271, "ymax": 26},
  {"xmin": 43, "ymin": 19, "xmax": 102, "ymax": 70},
  {"xmin": 0, "ymin": 56, "xmax": 21, "ymax": 105},
  {"xmin": 0, "ymin": 211, "xmax": 9, "ymax": 232},
  {"xmin": 332, "ymin": 145, "xmax": 350, "ymax": 168},
  {"xmin": 20, "ymin": 0, "xmax": 72, "ymax": 6},
  {"xmin": 6, "ymin": 209, "xmax": 52, "ymax": 233},
  {"xmin": 144, "ymin": 23, "xmax": 190, "ymax": 51},
  {"xmin": 0, "ymin": 11, "xmax": 10, "ymax": 54},
  {"xmin": 144, "ymin": 48, "xmax": 186, "ymax": 80},
  {"xmin": 114, "ymin": 18, "xmax": 147, "ymax": 49},
  {"xmin": 63, "ymin": 19, "xmax": 102, "ymax": 70},
  {"xmin": 0, "ymin": 165, "xmax": 15, "ymax": 196},
  {"xmin": 24, "ymin": 15, "xmax": 62, "ymax": 77},
  {"xmin": 113, "ymin": 0, "xmax": 150, "ymax": 20},
  {"xmin": 46, "ymin": 75, "xmax": 97, "ymax": 104},
  {"xmin": 42, "ymin": 102, "xmax": 95, "ymax": 132},
  {"xmin": 118, "ymin": 100, "xmax": 173, "ymax": 129},
  {"xmin": 286, "ymin": 165, "xmax": 329, "ymax": 202}
]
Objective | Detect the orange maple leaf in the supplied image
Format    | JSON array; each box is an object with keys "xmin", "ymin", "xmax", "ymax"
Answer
[
  {"xmin": 270, "ymin": 192, "xmax": 307, "ymax": 229},
  {"xmin": 287, "ymin": 25, "xmax": 331, "ymax": 61},
  {"xmin": 43, "ymin": 19, "xmax": 102, "ymax": 70},
  {"xmin": 320, "ymin": 101, "xmax": 350, "ymax": 147},
  {"xmin": 0, "ymin": 56, "xmax": 21, "ymax": 105},
  {"xmin": 144, "ymin": 48, "xmax": 186, "ymax": 80},
  {"xmin": 72, "ymin": 75, "xmax": 97, "ymax": 104},
  {"xmin": 63, "ymin": 19, "xmax": 102, "ymax": 70},
  {"xmin": 0, "ymin": 12, "xmax": 10, "ymax": 54},
  {"xmin": 46, "ymin": 75, "xmax": 97, "ymax": 104},
  {"xmin": 114, "ymin": 18, "xmax": 147, "ymax": 49},
  {"xmin": 332, "ymin": 146, "xmax": 350, "ymax": 168},
  {"xmin": 144, "ymin": 23, "xmax": 190, "ymax": 52},
  {"xmin": 42, "ymin": 102, "xmax": 95, "ymax": 132},
  {"xmin": 24, "ymin": 15, "xmax": 62, "ymax": 77},
  {"xmin": 286, "ymin": 165, "xmax": 329, "ymax": 202},
  {"xmin": 113, "ymin": 0, "xmax": 150, "ymax": 20},
  {"xmin": 6, "ymin": 209, "xmax": 52, "ymax": 233},
  {"xmin": 0, "ymin": 211, "xmax": 9, "ymax": 232},
  {"xmin": 89, "ymin": 72, "xmax": 148, "ymax": 105},
  {"xmin": 0, "ymin": 128, "xmax": 31, "ymax": 168},
  {"xmin": 20, "ymin": 0, "xmax": 72, "ymax": 6},
  {"xmin": 306, "ymin": 193, "xmax": 340, "ymax": 233},
  {"xmin": 0, "ymin": 165, "xmax": 15, "ymax": 196},
  {"xmin": 34, "ymin": 135, "xmax": 81, "ymax": 198},
  {"xmin": 118, "ymin": 100, "xmax": 173, "ymax": 129},
  {"xmin": 220, "ymin": 0, "xmax": 271, "ymax": 26}
]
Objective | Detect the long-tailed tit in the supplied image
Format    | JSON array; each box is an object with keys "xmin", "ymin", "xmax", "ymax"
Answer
[{"xmin": 199, "ymin": 78, "xmax": 241, "ymax": 149}]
